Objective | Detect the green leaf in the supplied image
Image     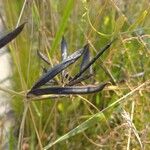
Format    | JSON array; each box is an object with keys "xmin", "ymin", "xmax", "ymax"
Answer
[
  {"xmin": 50, "ymin": 0, "xmax": 74, "ymax": 53},
  {"xmin": 44, "ymin": 113, "xmax": 105, "ymax": 149}
]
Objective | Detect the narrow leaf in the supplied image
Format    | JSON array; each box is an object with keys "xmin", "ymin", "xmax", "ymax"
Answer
[
  {"xmin": 128, "ymin": 10, "xmax": 148, "ymax": 32},
  {"xmin": 50, "ymin": 0, "xmax": 74, "ymax": 53},
  {"xmin": 0, "ymin": 22, "xmax": 26, "ymax": 49},
  {"xmin": 44, "ymin": 113, "xmax": 105, "ymax": 149}
]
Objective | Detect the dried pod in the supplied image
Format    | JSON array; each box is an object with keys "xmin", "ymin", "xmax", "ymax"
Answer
[
  {"xmin": 0, "ymin": 22, "xmax": 26, "ymax": 49},
  {"xmin": 27, "ymin": 82, "xmax": 108, "ymax": 97}
]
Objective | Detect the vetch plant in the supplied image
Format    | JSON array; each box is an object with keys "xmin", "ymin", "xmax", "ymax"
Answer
[{"xmin": 27, "ymin": 37, "xmax": 114, "ymax": 98}]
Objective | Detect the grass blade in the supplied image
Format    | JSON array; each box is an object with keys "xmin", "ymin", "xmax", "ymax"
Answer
[
  {"xmin": 50, "ymin": 0, "xmax": 74, "ymax": 53},
  {"xmin": 44, "ymin": 113, "xmax": 105, "ymax": 149},
  {"xmin": 43, "ymin": 80, "xmax": 150, "ymax": 149}
]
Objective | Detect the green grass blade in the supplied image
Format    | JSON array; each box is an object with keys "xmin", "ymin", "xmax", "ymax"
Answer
[
  {"xmin": 44, "ymin": 113, "xmax": 105, "ymax": 149},
  {"xmin": 44, "ymin": 80, "xmax": 149, "ymax": 149},
  {"xmin": 128, "ymin": 10, "xmax": 148, "ymax": 32},
  {"xmin": 50, "ymin": 0, "xmax": 74, "ymax": 53}
]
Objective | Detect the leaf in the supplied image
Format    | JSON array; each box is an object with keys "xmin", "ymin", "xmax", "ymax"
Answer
[
  {"xmin": 27, "ymin": 82, "xmax": 107, "ymax": 97},
  {"xmin": 128, "ymin": 10, "xmax": 148, "ymax": 32},
  {"xmin": 30, "ymin": 47, "xmax": 86, "ymax": 90},
  {"xmin": 0, "ymin": 22, "xmax": 26, "ymax": 49},
  {"xmin": 114, "ymin": 15, "xmax": 126, "ymax": 35},
  {"xmin": 43, "ymin": 113, "xmax": 105, "ymax": 149},
  {"xmin": 50, "ymin": 0, "xmax": 74, "ymax": 53}
]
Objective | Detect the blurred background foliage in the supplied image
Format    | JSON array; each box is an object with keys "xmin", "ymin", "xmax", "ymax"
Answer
[{"xmin": 1, "ymin": 0, "xmax": 150, "ymax": 149}]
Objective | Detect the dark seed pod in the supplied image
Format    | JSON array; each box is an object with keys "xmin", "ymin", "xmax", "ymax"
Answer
[
  {"xmin": 27, "ymin": 82, "xmax": 108, "ymax": 97},
  {"xmin": 67, "ymin": 74, "xmax": 93, "ymax": 86},
  {"xmin": 70, "ymin": 40, "xmax": 113, "ymax": 82},
  {"xmin": 61, "ymin": 36, "xmax": 67, "ymax": 61},
  {"xmin": 30, "ymin": 46, "xmax": 86, "ymax": 90},
  {"xmin": 27, "ymin": 37, "xmax": 114, "ymax": 98},
  {"xmin": 80, "ymin": 43, "xmax": 90, "ymax": 72},
  {"xmin": 61, "ymin": 36, "xmax": 68, "ymax": 81},
  {"xmin": 37, "ymin": 50, "xmax": 50, "ymax": 65},
  {"xmin": 0, "ymin": 22, "xmax": 26, "ymax": 49}
]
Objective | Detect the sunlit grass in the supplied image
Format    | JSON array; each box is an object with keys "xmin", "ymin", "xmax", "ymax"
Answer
[{"xmin": 2, "ymin": 0, "xmax": 150, "ymax": 149}]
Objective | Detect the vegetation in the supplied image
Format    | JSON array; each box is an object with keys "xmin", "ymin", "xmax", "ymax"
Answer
[{"xmin": 1, "ymin": 0, "xmax": 150, "ymax": 149}]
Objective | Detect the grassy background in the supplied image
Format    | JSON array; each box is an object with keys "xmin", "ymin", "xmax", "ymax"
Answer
[{"xmin": 2, "ymin": 0, "xmax": 150, "ymax": 149}]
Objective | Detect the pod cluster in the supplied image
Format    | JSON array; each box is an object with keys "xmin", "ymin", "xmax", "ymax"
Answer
[{"xmin": 27, "ymin": 37, "xmax": 114, "ymax": 98}]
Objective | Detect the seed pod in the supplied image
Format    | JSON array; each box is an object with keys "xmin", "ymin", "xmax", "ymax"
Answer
[
  {"xmin": 0, "ymin": 22, "xmax": 26, "ymax": 49},
  {"xmin": 27, "ymin": 82, "xmax": 108, "ymax": 97},
  {"xmin": 37, "ymin": 50, "xmax": 50, "ymax": 65},
  {"xmin": 30, "ymin": 46, "xmax": 86, "ymax": 90},
  {"xmin": 61, "ymin": 36, "xmax": 67, "ymax": 61},
  {"xmin": 61, "ymin": 36, "xmax": 68, "ymax": 81},
  {"xmin": 70, "ymin": 40, "xmax": 113, "ymax": 82}
]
